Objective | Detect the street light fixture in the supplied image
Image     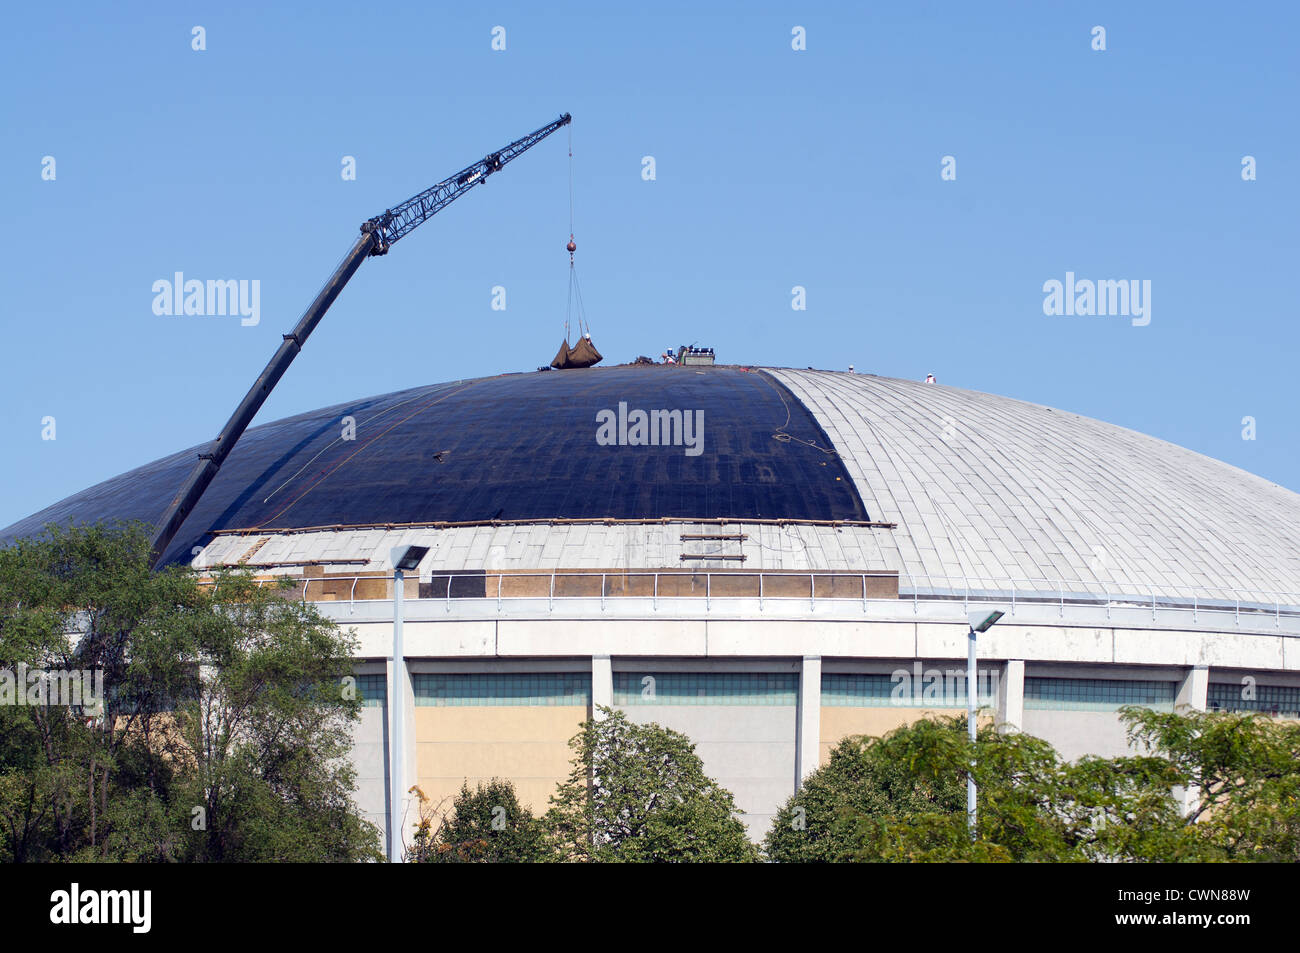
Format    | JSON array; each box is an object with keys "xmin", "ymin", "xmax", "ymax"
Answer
[
  {"xmin": 969, "ymin": 609, "xmax": 1004, "ymax": 633},
  {"xmin": 966, "ymin": 608, "xmax": 1005, "ymax": 840},
  {"xmin": 393, "ymin": 545, "xmax": 428, "ymax": 572},
  {"xmin": 387, "ymin": 545, "xmax": 428, "ymax": 862}
]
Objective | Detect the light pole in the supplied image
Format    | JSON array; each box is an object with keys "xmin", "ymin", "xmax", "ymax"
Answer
[
  {"xmin": 966, "ymin": 608, "xmax": 1004, "ymax": 840},
  {"xmin": 388, "ymin": 545, "xmax": 428, "ymax": 863}
]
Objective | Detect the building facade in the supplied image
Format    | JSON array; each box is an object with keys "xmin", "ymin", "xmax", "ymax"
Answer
[{"xmin": 6, "ymin": 367, "xmax": 1300, "ymax": 853}]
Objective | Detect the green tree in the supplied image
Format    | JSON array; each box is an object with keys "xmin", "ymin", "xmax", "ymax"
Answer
[
  {"xmin": 814, "ymin": 715, "xmax": 1188, "ymax": 862},
  {"xmin": 542, "ymin": 708, "xmax": 759, "ymax": 862},
  {"xmin": 766, "ymin": 729, "xmax": 965, "ymax": 862},
  {"xmin": 1123, "ymin": 705, "xmax": 1300, "ymax": 861},
  {"xmin": 0, "ymin": 521, "xmax": 383, "ymax": 862},
  {"xmin": 408, "ymin": 779, "xmax": 546, "ymax": 863}
]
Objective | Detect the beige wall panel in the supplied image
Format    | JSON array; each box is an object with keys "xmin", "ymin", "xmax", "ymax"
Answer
[
  {"xmin": 413, "ymin": 705, "xmax": 586, "ymax": 814},
  {"xmin": 818, "ymin": 706, "xmax": 993, "ymax": 764}
]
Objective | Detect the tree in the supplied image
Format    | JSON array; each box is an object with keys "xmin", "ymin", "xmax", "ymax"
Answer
[
  {"xmin": 0, "ymin": 521, "xmax": 383, "ymax": 862},
  {"xmin": 766, "ymin": 728, "xmax": 965, "ymax": 862},
  {"xmin": 542, "ymin": 708, "xmax": 759, "ymax": 862},
  {"xmin": 1122, "ymin": 705, "xmax": 1300, "ymax": 861},
  {"xmin": 812, "ymin": 715, "xmax": 1188, "ymax": 862},
  {"xmin": 408, "ymin": 779, "xmax": 546, "ymax": 863},
  {"xmin": 818, "ymin": 708, "xmax": 1300, "ymax": 863}
]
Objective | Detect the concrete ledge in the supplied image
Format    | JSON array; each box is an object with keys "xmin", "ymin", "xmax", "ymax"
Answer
[
  {"xmin": 706, "ymin": 620, "xmax": 915, "ymax": 657},
  {"xmin": 497, "ymin": 618, "xmax": 707, "ymax": 656},
  {"xmin": 1114, "ymin": 629, "xmax": 1286, "ymax": 669},
  {"xmin": 321, "ymin": 606, "xmax": 1300, "ymax": 675}
]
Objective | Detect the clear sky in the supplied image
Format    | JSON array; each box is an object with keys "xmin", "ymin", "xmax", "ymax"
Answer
[{"xmin": 2, "ymin": 1, "xmax": 1297, "ymax": 529}]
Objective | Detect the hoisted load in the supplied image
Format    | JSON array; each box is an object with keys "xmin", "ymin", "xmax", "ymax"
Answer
[
  {"xmin": 549, "ymin": 234, "xmax": 603, "ymax": 368},
  {"xmin": 551, "ymin": 338, "xmax": 571, "ymax": 368},
  {"xmin": 567, "ymin": 332, "xmax": 602, "ymax": 367},
  {"xmin": 549, "ymin": 127, "xmax": 602, "ymax": 370}
]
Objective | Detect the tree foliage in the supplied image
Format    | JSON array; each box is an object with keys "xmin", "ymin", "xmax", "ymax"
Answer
[
  {"xmin": 0, "ymin": 521, "xmax": 383, "ymax": 862},
  {"xmin": 774, "ymin": 708, "xmax": 1300, "ymax": 863},
  {"xmin": 408, "ymin": 779, "xmax": 546, "ymax": 863},
  {"xmin": 766, "ymin": 726, "xmax": 965, "ymax": 862},
  {"xmin": 837, "ymin": 715, "xmax": 1185, "ymax": 862},
  {"xmin": 1122, "ymin": 706, "xmax": 1300, "ymax": 861},
  {"xmin": 543, "ymin": 708, "xmax": 758, "ymax": 862}
]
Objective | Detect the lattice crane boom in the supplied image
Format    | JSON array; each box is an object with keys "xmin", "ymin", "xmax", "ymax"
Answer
[{"xmin": 365, "ymin": 113, "xmax": 571, "ymax": 253}]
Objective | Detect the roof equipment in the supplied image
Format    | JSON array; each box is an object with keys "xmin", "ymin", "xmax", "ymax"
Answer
[{"xmin": 679, "ymin": 346, "xmax": 716, "ymax": 367}]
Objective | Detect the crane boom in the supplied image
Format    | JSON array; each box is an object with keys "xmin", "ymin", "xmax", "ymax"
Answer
[
  {"xmin": 148, "ymin": 113, "xmax": 572, "ymax": 568},
  {"xmin": 365, "ymin": 113, "xmax": 572, "ymax": 253}
]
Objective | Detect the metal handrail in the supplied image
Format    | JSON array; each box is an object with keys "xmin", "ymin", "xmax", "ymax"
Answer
[
  {"xmin": 905, "ymin": 572, "xmax": 1300, "ymax": 606},
  {"xmin": 204, "ymin": 569, "xmax": 1300, "ymax": 621}
]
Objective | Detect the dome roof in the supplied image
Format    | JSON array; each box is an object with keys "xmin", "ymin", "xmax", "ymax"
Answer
[
  {"xmin": 4, "ymin": 365, "xmax": 1299, "ymax": 604},
  {"xmin": 1, "ymin": 366, "xmax": 869, "ymax": 566},
  {"xmin": 769, "ymin": 369, "xmax": 1300, "ymax": 600}
]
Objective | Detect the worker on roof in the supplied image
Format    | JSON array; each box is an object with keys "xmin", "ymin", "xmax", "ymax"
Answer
[{"xmin": 925, "ymin": 374, "xmax": 936, "ymax": 384}]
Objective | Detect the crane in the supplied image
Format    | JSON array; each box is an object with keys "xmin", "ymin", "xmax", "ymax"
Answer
[{"xmin": 148, "ymin": 113, "xmax": 572, "ymax": 568}]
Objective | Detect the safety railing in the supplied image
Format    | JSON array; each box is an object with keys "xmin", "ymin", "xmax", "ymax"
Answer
[
  {"xmin": 287, "ymin": 570, "xmax": 900, "ymax": 614},
  {"xmin": 198, "ymin": 569, "xmax": 1300, "ymax": 630},
  {"xmin": 900, "ymin": 571, "xmax": 1300, "ymax": 628}
]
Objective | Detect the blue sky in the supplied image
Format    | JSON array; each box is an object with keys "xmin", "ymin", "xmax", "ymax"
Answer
[{"xmin": 3, "ymin": 1, "xmax": 1298, "ymax": 528}]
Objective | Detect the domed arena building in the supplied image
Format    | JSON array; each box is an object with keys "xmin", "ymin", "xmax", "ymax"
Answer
[{"xmin": 6, "ymin": 363, "xmax": 1300, "ymax": 853}]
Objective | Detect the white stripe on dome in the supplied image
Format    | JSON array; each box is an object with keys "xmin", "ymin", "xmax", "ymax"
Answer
[{"xmin": 767, "ymin": 369, "xmax": 1300, "ymax": 603}]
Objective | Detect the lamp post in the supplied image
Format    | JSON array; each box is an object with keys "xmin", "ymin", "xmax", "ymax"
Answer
[
  {"xmin": 966, "ymin": 608, "xmax": 1004, "ymax": 840},
  {"xmin": 388, "ymin": 545, "xmax": 428, "ymax": 863}
]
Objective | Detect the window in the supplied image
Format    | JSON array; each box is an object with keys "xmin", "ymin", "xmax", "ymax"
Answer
[
  {"xmin": 1024, "ymin": 677, "xmax": 1176, "ymax": 712},
  {"xmin": 614, "ymin": 672, "xmax": 798, "ymax": 706},
  {"xmin": 1208, "ymin": 682, "xmax": 1300, "ymax": 718},
  {"xmin": 412, "ymin": 673, "xmax": 590, "ymax": 707},
  {"xmin": 822, "ymin": 671, "xmax": 996, "ymax": 708},
  {"xmin": 354, "ymin": 674, "xmax": 387, "ymax": 708}
]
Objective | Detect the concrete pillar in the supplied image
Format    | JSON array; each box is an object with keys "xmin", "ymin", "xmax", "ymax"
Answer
[
  {"xmin": 591, "ymin": 655, "xmax": 613, "ymax": 718},
  {"xmin": 797, "ymin": 656, "xmax": 822, "ymax": 782},
  {"xmin": 1175, "ymin": 666, "xmax": 1209, "ymax": 818},
  {"xmin": 997, "ymin": 660, "xmax": 1025, "ymax": 733},
  {"xmin": 385, "ymin": 654, "xmax": 416, "ymax": 861},
  {"xmin": 1177, "ymin": 665, "xmax": 1209, "ymax": 712},
  {"xmin": 384, "ymin": 657, "xmax": 394, "ymax": 862}
]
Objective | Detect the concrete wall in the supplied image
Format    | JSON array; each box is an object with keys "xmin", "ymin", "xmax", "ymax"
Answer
[
  {"xmin": 351, "ymin": 705, "xmax": 390, "ymax": 849},
  {"xmin": 617, "ymin": 703, "xmax": 796, "ymax": 836},
  {"xmin": 1021, "ymin": 709, "xmax": 1134, "ymax": 761}
]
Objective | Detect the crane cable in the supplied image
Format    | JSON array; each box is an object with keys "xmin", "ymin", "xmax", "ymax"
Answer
[{"xmin": 564, "ymin": 125, "xmax": 591, "ymax": 342}]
